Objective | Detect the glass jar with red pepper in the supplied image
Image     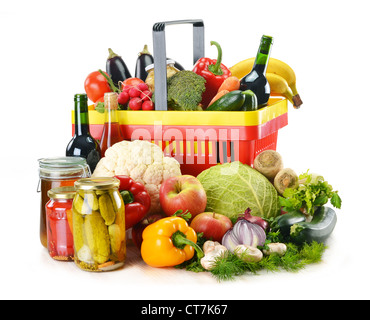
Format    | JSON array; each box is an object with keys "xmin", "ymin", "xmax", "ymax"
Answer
[
  {"xmin": 38, "ymin": 157, "xmax": 90, "ymax": 248},
  {"xmin": 46, "ymin": 186, "xmax": 76, "ymax": 261}
]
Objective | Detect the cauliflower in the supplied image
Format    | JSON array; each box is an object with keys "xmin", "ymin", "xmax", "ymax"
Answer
[{"xmin": 92, "ymin": 140, "xmax": 182, "ymax": 214}]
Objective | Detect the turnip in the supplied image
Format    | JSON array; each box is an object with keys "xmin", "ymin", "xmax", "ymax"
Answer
[
  {"xmin": 253, "ymin": 150, "xmax": 284, "ymax": 181},
  {"xmin": 274, "ymin": 168, "xmax": 299, "ymax": 195}
]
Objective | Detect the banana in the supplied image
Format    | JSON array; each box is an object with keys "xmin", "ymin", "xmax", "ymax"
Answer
[
  {"xmin": 230, "ymin": 57, "xmax": 255, "ymax": 80},
  {"xmin": 267, "ymin": 73, "xmax": 302, "ymax": 109},
  {"xmin": 266, "ymin": 73, "xmax": 294, "ymax": 106},
  {"xmin": 230, "ymin": 57, "xmax": 303, "ymax": 108}
]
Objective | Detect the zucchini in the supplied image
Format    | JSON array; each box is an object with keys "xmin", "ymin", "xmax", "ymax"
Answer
[
  {"xmin": 240, "ymin": 90, "xmax": 258, "ymax": 111},
  {"xmin": 275, "ymin": 210, "xmax": 306, "ymax": 236},
  {"xmin": 290, "ymin": 206, "xmax": 337, "ymax": 244},
  {"xmin": 206, "ymin": 90, "xmax": 245, "ymax": 111}
]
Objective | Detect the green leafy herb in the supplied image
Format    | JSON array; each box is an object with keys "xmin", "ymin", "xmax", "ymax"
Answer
[
  {"xmin": 209, "ymin": 241, "xmax": 326, "ymax": 281},
  {"xmin": 279, "ymin": 170, "xmax": 342, "ymax": 216},
  {"xmin": 95, "ymin": 102, "xmax": 105, "ymax": 113},
  {"xmin": 210, "ymin": 252, "xmax": 261, "ymax": 281},
  {"xmin": 172, "ymin": 209, "xmax": 192, "ymax": 222}
]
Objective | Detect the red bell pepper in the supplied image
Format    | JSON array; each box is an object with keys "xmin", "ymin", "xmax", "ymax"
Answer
[
  {"xmin": 192, "ymin": 41, "xmax": 232, "ymax": 107},
  {"xmin": 114, "ymin": 175, "xmax": 151, "ymax": 229}
]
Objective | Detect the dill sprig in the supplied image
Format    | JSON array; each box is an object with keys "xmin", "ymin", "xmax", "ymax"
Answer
[
  {"xmin": 209, "ymin": 241, "xmax": 327, "ymax": 281},
  {"xmin": 210, "ymin": 252, "xmax": 261, "ymax": 281}
]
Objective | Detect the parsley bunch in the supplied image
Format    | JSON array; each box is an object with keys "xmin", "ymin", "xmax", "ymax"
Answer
[{"xmin": 279, "ymin": 170, "xmax": 342, "ymax": 216}]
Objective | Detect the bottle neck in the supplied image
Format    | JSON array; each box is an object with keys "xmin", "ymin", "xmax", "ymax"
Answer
[
  {"xmin": 253, "ymin": 37, "xmax": 273, "ymax": 75},
  {"xmin": 104, "ymin": 106, "xmax": 119, "ymax": 124},
  {"xmin": 74, "ymin": 99, "xmax": 90, "ymax": 136}
]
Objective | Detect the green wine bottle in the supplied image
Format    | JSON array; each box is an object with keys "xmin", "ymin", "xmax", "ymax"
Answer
[
  {"xmin": 66, "ymin": 94, "xmax": 101, "ymax": 173},
  {"xmin": 239, "ymin": 35, "xmax": 273, "ymax": 107}
]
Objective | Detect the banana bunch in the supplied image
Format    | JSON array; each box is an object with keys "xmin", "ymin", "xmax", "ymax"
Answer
[{"xmin": 230, "ymin": 58, "xmax": 303, "ymax": 109}]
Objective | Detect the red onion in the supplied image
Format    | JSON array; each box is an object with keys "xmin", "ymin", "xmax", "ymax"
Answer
[
  {"xmin": 222, "ymin": 219, "xmax": 266, "ymax": 252},
  {"xmin": 238, "ymin": 208, "xmax": 269, "ymax": 231}
]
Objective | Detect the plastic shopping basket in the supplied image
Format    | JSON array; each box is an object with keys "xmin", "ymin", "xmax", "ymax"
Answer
[{"xmin": 72, "ymin": 20, "xmax": 288, "ymax": 177}]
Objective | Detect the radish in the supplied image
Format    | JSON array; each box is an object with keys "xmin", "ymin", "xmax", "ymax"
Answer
[
  {"xmin": 140, "ymin": 90, "xmax": 152, "ymax": 101},
  {"xmin": 129, "ymin": 87, "xmax": 141, "ymax": 98},
  {"xmin": 118, "ymin": 91, "xmax": 130, "ymax": 105},
  {"xmin": 142, "ymin": 100, "xmax": 154, "ymax": 110},
  {"xmin": 129, "ymin": 97, "xmax": 142, "ymax": 110}
]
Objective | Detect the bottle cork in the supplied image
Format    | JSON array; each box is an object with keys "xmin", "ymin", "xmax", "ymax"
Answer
[{"xmin": 104, "ymin": 92, "xmax": 118, "ymax": 110}]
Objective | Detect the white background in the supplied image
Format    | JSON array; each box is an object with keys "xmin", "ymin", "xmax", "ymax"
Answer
[{"xmin": 1, "ymin": 0, "xmax": 369, "ymax": 300}]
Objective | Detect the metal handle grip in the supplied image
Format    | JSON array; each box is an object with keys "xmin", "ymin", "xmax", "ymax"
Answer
[{"xmin": 152, "ymin": 19, "xmax": 205, "ymax": 110}]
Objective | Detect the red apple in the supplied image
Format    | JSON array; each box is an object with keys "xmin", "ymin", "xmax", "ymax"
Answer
[
  {"xmin": 190, "ymin": 212, "xmax": 233, "ymax": 243},
  {"xmin": 159, "ymin": 175, "xmax": 207, "ymax": 218}
]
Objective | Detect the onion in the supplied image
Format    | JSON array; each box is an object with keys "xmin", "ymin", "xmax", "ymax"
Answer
[
  {"xmin": 238, "ymin": 208, "xmax": 269, "ymax": 231},
  {"xmin": 222, "ymin": 219, "xmax": 266, "ymax": 252}
]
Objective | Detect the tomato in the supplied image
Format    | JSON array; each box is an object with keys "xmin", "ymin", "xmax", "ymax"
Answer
[
  {"xmin": 121, "ymin": 77, "xmax": 144, "ymax": 90},
  {"xmin": 84, "ymin": 71, "xmax": 112, "ymax": 103}
]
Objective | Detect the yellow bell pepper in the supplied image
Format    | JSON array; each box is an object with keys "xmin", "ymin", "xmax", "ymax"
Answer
[{"xmin": 141, "ymin": 216, "xmax": 204, "ymax": 268}]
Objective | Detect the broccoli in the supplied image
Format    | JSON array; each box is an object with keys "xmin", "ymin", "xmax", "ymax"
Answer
[{"xmin": 167, "ymin": 70, "xmax": 206, "ymax": 111}]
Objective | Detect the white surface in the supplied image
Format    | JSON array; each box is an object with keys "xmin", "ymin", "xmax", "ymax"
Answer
[{"xmin": 1, "ymin": 0, "xmax": 369, "ymax": 300}]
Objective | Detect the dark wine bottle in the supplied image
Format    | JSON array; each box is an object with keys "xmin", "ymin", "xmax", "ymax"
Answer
[
  {"xmin": 66, "ymin": 94, "xmax": 101, "ymax": 173},
  {"xmin": 239, "ymin": 35, "xmax": 273, "ymax": 108}
]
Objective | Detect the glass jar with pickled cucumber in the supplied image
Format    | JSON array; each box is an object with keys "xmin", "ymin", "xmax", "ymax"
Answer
[{"xmin": 73, "ymin": 177, "xmax": 126, "ymax": 272}]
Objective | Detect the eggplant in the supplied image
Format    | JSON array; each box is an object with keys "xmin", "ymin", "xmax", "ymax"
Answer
[
  {"xmin": 135, "ymin": 44, "xmax": 185, "ymax": 81},
  {"xmin": 106, "ymin": 48, "xmax": 132, "ymax": 87},
  {"xmin": 169, "ymin": 59, "xmax": 185, "ymax": 71},
  {"xmin": 135, "ymin": 45, "xmax": 154, "ymax": 81}
]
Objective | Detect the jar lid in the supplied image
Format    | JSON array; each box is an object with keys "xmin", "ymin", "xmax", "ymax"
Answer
[
  {"xmin": 74, "ymin": 177, "xmax": 120, "ymax": 191},
  {"xmin": 48, "ymin": 186, "xmax": 76, "ymax": 199},
  {"xmin": 38, "ymin": 157, "xmax": 90, "ymax": 179},
  {"xmin": 144, "ymin": 59, "xmax": 175, "ymax": 72}
]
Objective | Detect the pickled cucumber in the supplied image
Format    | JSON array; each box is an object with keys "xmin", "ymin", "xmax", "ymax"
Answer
[
  {"xmin": 85, "ymin": 192, "xmax": 99, "ymax": 210},
  {"xmin": 114, "ymin": 205, "xmax": 126, "ymax": 242},
  {"xmin": 74, "ymin": 192, "xmax": 99, "ymax": 215},
  {"xmin": 99, "ymin": 193, "xmax": 116, "ymax": 226},
  {"xmin": 84, "ymin": 211, "xmax": 110, "ymax": 264},
  {"xmin": 73, "ymin": 193, "xmax": 86, "ymax": 215},
  {"xmin": 108, "ymin": 224, "xmax": 123, "ymax": 261},
  {"xmin": 109, "ymin": 190, "xmax": 120, "ymax": 213},
  {"xmin": 77, "ymin": 244, "xmax": 94, "ymax": 264},
  {"xmin": 73, "ymin": 209, "xmax": 86, "ymax": 254}
]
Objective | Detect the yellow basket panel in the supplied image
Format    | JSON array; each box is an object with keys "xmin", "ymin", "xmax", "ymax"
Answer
[{"xmin": 76, "ymin": 97, "xmax": 287, "ymax": 126}]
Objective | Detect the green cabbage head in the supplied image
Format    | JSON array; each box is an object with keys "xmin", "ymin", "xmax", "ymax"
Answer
[{"xmin": 197, "ymin": 162, "xmax": 280, "ymax": 221}]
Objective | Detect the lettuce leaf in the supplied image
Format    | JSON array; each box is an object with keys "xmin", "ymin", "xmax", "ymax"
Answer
[
  {"xmin": 197, "ymin": 162, "xmax": 280, "ymax": 221},
  {"xmin": 279, "ymin": 170, "xmax": 342, "ymax": 216}
]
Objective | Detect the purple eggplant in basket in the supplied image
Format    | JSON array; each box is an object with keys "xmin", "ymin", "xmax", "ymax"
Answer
[
  {"xmin": 106, "ymin": 48, "xmax": 132, "ymax": 87},
  {"xmin": 135, "ymin": 44, "xmax": 185, "ymax": 81}
]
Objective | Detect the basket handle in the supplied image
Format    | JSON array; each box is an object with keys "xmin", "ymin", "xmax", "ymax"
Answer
[{"xmin": 152, "ymin": 19, "xmax": 205, "ymax": 111}]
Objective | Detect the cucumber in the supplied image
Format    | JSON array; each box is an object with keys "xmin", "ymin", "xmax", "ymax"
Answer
[
  {"xmin": 206, "ymin": 90, "xmax": 245, "ymax": 111},
  {"xmin": 290, "ymin": 206, "xmax": 337, "ymax": 244},
  {"xmin": 240, "ymin": 90, "xmax": 258, "ymax": 111}
]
